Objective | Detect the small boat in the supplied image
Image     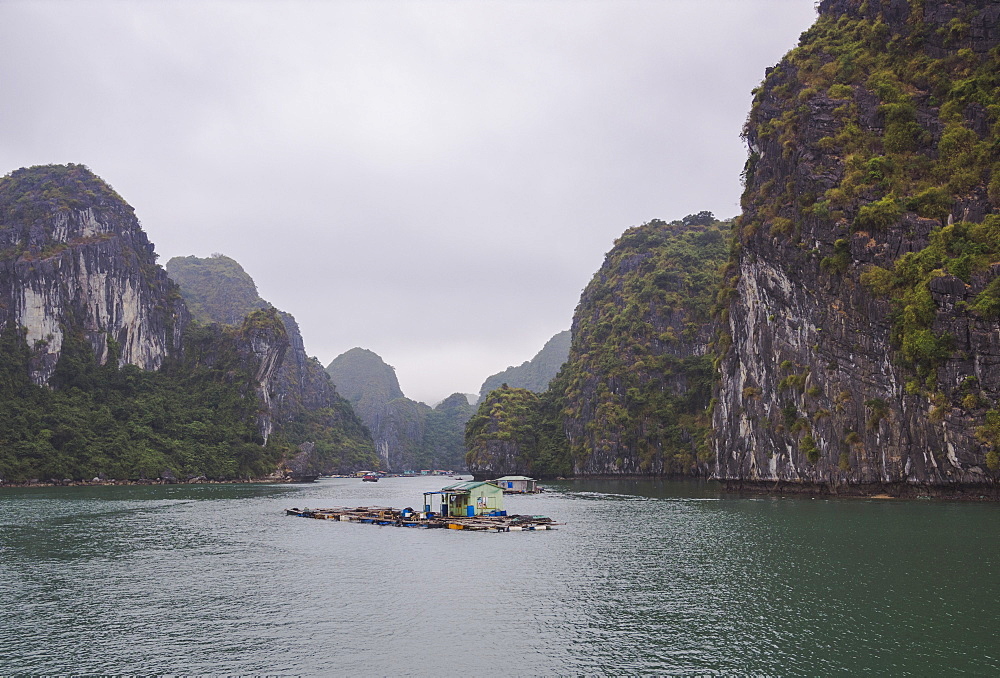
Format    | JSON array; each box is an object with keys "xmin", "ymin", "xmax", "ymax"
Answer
[{"xmin": 362, "ymin": 473, "xmax": 379, "ymax": 482}]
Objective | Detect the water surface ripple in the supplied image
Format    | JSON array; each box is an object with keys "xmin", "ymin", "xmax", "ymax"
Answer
[{"xmin": 1, "ymin": 478, "xmax": 997, "ymax": 675}]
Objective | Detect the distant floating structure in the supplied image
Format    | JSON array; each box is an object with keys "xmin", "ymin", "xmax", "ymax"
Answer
[{"xmin": 489, "ymin": 476, "xmax": 541, "ymax": 494}]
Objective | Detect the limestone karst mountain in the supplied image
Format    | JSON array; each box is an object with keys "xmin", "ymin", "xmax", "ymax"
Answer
[
  {"xmin": 466, "ymin": 0, "xmax": 1000, "ymax": 497},
  {"xmin": 0, "ymin": 164, "xmax": 377, "ymax": 483},
  {"xmin": 165, "ymin": 253, "xmax": 378, "ymax": 476},
  {"xmin": 0, "ymin": 164, "xmax": 187, "ymax": 387},
  {"xmin": 326, "ymin": 347, "xmax": 473, "ymax": 471},
  {"xmin": 466, "ymin": 213, "xmax": 730, "ymax": 479},
  {"xmin": 714, "ymin": 0, "xmax": 1000, "ymax": 495},
  {"xmin": 477, "ymin": 330, "xmax": 570, "ymax": 404}
]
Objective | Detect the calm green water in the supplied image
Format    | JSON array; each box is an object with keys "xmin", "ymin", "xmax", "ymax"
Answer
[{"xmin": 1, "ymin": 477, "xmax": 997, "ymax": 676}]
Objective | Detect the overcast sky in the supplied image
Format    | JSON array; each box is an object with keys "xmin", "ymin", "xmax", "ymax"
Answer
[{"xmin": 1, "ymin": 0, "xmax": 817, "ymax": 405}]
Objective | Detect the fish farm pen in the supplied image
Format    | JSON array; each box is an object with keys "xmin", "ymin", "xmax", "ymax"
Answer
[{"xmin": 285, "ymin": 506, "xmax": 558, "ymax": 532}]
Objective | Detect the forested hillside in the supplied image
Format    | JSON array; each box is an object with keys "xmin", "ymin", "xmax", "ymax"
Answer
[
  {"xmin": 0, "ymin": 307, "xmax": 304, "ymax": 482},
  {"xmin": 467, "ymin": 213, "xmax": 731, "ymax": 479},
  {"xmin": 0, "ymin": 164, "xmax": 377, "ymax": 483}
]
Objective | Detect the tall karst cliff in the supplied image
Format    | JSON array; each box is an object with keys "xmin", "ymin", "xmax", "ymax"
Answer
[
  {"xmin": 165, "ymin": 254, "xmax": 378, "ymax": 475},
  {"xmin": 562, "ymin": 215, "xmax": 728, "ymax": 475},
  {"xmin": 466, "ymin": 214, "xmax": 730, "ymax": 479},
  {"xmin": 0, "ymin": 165, "xmax": 376, "ymax": 483},
  {"xmin": 326, "ymin": 347, "xmax": 472, "ymax": 471},
  {"xmin": 465, "ymin": 384, "xmax": 567, "ymax": 479},
  {"xmin": 0, "ymin": 164, "xmax": 187, "ymax": 385},
  {"xmin": 715, "ymin": 0, "xmax": 1000, "ymax": 494},
  {"xmin": 477, "ymin": 330, "xmax": 570, "ymax": 403}
]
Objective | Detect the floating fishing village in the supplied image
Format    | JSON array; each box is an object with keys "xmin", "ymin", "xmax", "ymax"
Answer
[{"xmin": 286, "ymin": 476, "xmax": 557, "ymax": 532}]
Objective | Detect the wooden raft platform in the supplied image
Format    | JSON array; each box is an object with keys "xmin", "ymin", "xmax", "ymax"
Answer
[{"xmin": 285, "ymin": 506, "xmax": 558, "ymax": 531}]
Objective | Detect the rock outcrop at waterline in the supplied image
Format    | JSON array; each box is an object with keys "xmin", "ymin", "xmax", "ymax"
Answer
[{"xmin": 714, "ymin": 0, "xmax": 1000, "ymax": 491}]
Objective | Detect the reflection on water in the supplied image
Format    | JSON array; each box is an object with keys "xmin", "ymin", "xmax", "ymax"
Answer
[{"xmin": 1, "ymin": 478, "xmax": 997, "ymax": 675}]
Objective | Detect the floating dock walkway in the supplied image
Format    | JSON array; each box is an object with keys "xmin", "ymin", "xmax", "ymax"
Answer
[{"xmin": 285, "ymin": 506, "xmax": 557, "ymax": 532}]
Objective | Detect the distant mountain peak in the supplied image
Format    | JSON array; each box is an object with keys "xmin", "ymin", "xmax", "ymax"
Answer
[
  {"xmin": 477, "ymin": 329, "xmax": 570, "ymax": 403},
  {"xmin": 326, "ymin": 347, "xmax": 471, "ymax": 471},
  {"xmin": 326, "ymin": 347, "xmax": 404, "ymax": 404},
  {"xmin": 165, "ymin": 254, "xmax": 267, "ymax": 325}
]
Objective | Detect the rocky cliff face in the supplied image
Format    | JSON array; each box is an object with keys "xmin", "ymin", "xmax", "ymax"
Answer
[
  {"xmin": 477, "ymin": 330, "xmax": 571, "ymax": 403},
  {"xmin": 326, "ymin": 347, "xmax": 472, "ymax": 470},
  {"xmin": 238, "ymin": 309, "xmax": 288, "ymax": 445},
  {"xmin": 465, "ymin": 385, "xmax": 544, "ymax": 479},
  {"xmin": 464, "ymin": 214, "xmax": 729, "ymax": 480},
  {"xmin": 165, "ymin": 255, "xmax": 379, "ymax": 474},
  {"xmin": 0, "ymin": 164, "xmax": 187, "ymax": 385},
  {"xmin": 560, "ymin": 215, "xmax": 729, "ymax": 476},
  {"xmin": 271, "ymin": 312, "xmax": 336, "ymax": 416},
  {"xmin": 715, "ymin": 0, "xmax": 1000, "ymax": 494}
]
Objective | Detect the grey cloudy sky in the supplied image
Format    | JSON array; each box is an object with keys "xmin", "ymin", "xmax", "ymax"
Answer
[{"xmin": 1, "ymin": 0, "xmax": 817, "ymax": 405}]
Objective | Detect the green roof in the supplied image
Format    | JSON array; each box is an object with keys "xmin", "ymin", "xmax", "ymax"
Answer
[{"xmin": 440, "ymin": 481, "xmax": 500, "ymax": 492}]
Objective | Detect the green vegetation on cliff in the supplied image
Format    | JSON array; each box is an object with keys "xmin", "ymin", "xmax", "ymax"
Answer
[
  {"xmin": 271, "ymin": 398, "xmax": 381, "ymax": 474},
  {"xmin": 744, "ymin": 2, "xmax": 1000, "ymax": 382},
  {"xmin": 745, "ymin": 5, "xmax": 1000, "ymax": 231},
  {"xmin": 0, "ymin": 312, "xmax": 284, "ymax": 483},
  {"xmin": 165, "ymin": 254, "xmax": 267, "ymax": 325},
  {"xmin": 0, "ymin": 163, "xmax": 128, "ymax": 230},
  {"xmin": 715, "ymin": 0, "xmax": 1000, "ymax": 484},
  {"xmin": 467, "ymin": 213, "xmax": 731, "ymax": 478},
  {"xmin": 465, "ymin": 385, "xmax": 569, "ymax": 478},
  {"xmin": 559, "ymin": 214, "xmax": 729, "ymax": 475},
  {"xmin": 860, "ymin": 218, "xmax": 1000, "ymax": 377}
]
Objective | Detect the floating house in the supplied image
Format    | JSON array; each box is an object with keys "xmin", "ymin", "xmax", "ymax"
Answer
[
  {"xmin": 491, "ymin": 475, "xmax": 540, "ymax": 494},
  {"xmin": 423, "ymin": 481, "xmax": 505, "ymax": 517}
]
